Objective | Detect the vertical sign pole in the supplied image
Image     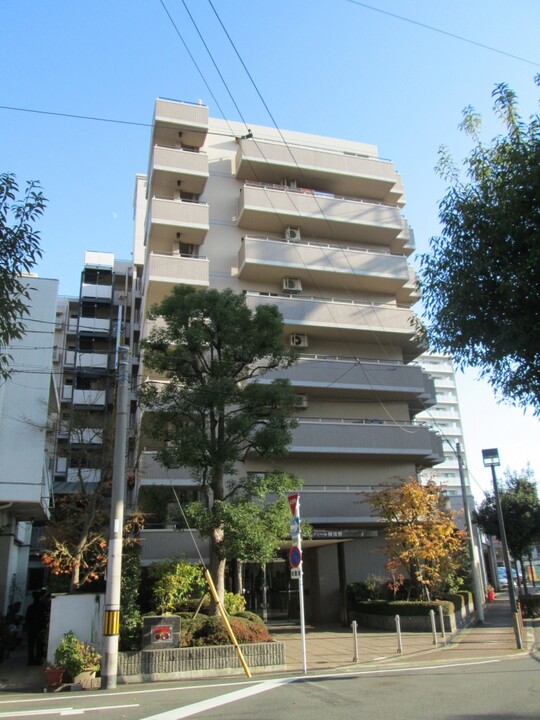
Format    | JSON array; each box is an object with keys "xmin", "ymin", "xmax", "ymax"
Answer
[{"xmin": 292, "ymin": 495, "xmax": 307, "ymax": 674}]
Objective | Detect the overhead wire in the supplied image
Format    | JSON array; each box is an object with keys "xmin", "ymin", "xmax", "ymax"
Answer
[{"xmin": 344, "ymin": 0, "xmax": 540, "ymax": 68}]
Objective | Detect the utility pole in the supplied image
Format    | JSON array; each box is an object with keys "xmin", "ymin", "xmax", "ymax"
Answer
[
  {"xmin": 101, "ymin": 345, "xmax": 130, "ymax": 689},
  {"xmin": 482, "ymin": 448, "xmax": 522, "ymax": 649},
  {"xmin": 456, "ymin": 442, "xmax": 484, "ymax": 622}
]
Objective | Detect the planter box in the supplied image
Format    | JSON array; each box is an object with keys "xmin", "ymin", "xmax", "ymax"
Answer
[
  {"xmin": 352, "ymin": 598, "xmax": 474, "ymax": 633},
  {"xmin": 117, "ymin": 642, "xmax": 285, "ymax": 683}
]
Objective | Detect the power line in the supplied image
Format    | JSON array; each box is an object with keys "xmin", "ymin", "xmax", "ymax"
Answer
[{"xmin": 344, "ymin": 0, "xmax": 540, "ymax": 67}]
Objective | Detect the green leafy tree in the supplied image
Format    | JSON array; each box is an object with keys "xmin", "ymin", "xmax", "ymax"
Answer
[
  {"xmin": 147, "ymin": 558, "xmax": 205, "ymax": 614},
  {"xmin": 418, "ymin": 77, "xmax": 540, "ymax": 411},
  {"xmin": 476, "ymin": 467, "xmax": 540, "ymax": 592},
  {"xmin": 138, "ymin": 286, "xmax": 298, "ymax": 609},
  {"xmin": 368, "ymin": 478, "xmax": 466, "ymax": 600},
  {"xmin": 0, "ymin": 173, "xmax": 46, "ymax": 378}
]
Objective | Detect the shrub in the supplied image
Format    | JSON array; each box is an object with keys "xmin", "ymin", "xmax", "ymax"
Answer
[
  {"xmin": 234, "ymin": 610, "xmax": 265, "ymax": 627},
  {"xmin": 54, "ymin": 631, "xmax": 101, "ymax": 679},
  {"xmin": 519, "ymin": 594, "xmax": 540, "ymax": 618},
  {"xmin": 224, "ymin": 592, "xmax": 246, "ymax": 615},
  {"xmin": 353, "ymin": 600, "xmax": 454, "ymax": 617},
  {"xmin": 180, "ymin": 615, "xmax": 272, "ymax": 646}
]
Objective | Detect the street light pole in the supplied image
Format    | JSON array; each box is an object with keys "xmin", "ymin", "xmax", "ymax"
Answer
[
  {"xmin": 456, "ymin": 442, "xmax": 484, "ymax": 622},
  {"xmin": 482, "ymin": 448, "xmax": 522, "ymax": 649}
]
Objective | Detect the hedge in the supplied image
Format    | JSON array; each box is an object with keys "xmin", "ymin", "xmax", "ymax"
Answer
[{"xmin": 353, "ymin": 600, "xmax": 454, "ymax": 617}]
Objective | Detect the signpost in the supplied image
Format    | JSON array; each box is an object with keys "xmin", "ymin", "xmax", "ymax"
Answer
[{"xmin": 288, "ymin": 493, "xmax": 307, "ymax": 673}]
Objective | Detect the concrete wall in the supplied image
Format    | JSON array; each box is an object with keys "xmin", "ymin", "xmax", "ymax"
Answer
[{"xmin": 46, "ymin": 593, "xmax": 104, "ymax": 663}]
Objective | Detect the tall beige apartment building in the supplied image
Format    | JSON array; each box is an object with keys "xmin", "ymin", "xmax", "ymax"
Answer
[{"xmin": 130, "ymin": 98, "xmax": 444, "ymax": 622}]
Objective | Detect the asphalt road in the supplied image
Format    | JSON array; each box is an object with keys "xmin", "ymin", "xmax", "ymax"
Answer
[{"xmin": 0, "ymin": 653, "xmax": 538, "ymax": 720}]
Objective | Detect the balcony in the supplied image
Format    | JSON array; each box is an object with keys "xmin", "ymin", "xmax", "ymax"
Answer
[
  {"xmin": 72, "ymin": 389, "xmax": 106, "ymax": 406},
  {"xmin": 69, "ymin": 428, "xmax": 103, "ymax": 445},
  {"xmin": 146, "ymin": 197, "xmax": 209, "ymax": 248},
  {"xmin": 235, "ymin": 137, "xmax": 404, "ymax": 205},
  {"xmin": 142, "ymin": 252, "xmax": 209, "ymax": 307},
  {"xmin": 65, "ymin": 350, "xmax": 109, "ymax": 370},
  {"xmin": 137, "ymin": 451, "xmax": 198, "ymax": 487},
  {"xmin": 140, "ymin": 529, "xmax": 209, "ymax": 564},
  {"xmin": 288, "ymin": 418, "xmax": 444, "ymax": 464},
  {"xmin": 81, "ymin": 282, "xmax": 113, "ymax": 302},
  {"xmin": 152, "ymin": 98, "xmax": 208, "ymax": 149},
  {"xmin": 244, "ymin": 292, "xmax": 419, "ymax": 352},
  {"xmin": 298, "ymin": 488, "xmax": 376, "ymax": 525},
  {"xmin": 256, "ymin": 356, "xmax": 436, "ymax": 407},
  {"xmin": 238, "ymin": 235, "xmax": 410, "ymax": 293},
  {"xmin": 77, "ymin": 317, "xmax": 111, "ymax": 335},
  {"xmin": 237, "ymin": 182, "xmax": 410, "ymax": 253},
  {"xmin": 148, "ymin": 146, "xmax": 208, "ymax": 196}
]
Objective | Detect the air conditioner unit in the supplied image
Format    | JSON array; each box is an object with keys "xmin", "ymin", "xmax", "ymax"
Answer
[
  {"xmin": 285, "ymin": 226, "xmax": 301, "ymax": 241},
  {"xmin": 282, "ymin": 277, "xmax": 302, "ymax": 293},
  {"xmin": 294, "ymin": 394, "xmax": 308, "ymax": 409},
  {"xmin": 290, "ymin": 333, "xmax": 308, "ymax": 348}
]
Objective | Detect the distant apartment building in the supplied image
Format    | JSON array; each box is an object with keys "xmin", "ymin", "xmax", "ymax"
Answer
[
  {"xmin": 416, "ymin": 353, "xmax": 472, "ymax": 506},
  {"xmin": 0, "ymin": 276, "xmax": 58, "ymax": 613},
  {"xmin": 128, "ymin": 98, "xmax": 444, "ymax": 622}
]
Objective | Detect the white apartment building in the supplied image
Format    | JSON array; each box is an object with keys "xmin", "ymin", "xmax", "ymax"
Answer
[
  {"xmin": 130, "ymin": 98, "xmax": 444, "ymax": 622},
  {"xmin": 416, "ymin": 353, "xmax": 471, "ymax": 503},
  {"xmin": 0, "ymin": 276, "xmax": 58, "ymax": 613}
]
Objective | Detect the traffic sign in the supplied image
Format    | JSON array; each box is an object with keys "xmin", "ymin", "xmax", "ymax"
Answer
[
  {"xmin": 288, "ymin": 493, "xmax": 299, "ymax": 516},
  {"xmin": 289, "ymin": 545, "xmax": 302, "ymax": 568},
  {"xmin": 290, "ymin": 517, "xmax": 300, "ymax": 539},
  {"xmin": 291, "ymin": 568, "xmax": 301, "ymax": 580}
]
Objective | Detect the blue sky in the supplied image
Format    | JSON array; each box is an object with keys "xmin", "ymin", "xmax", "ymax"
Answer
[{"xmin": 2, "ymin": 0, "xmax": 539, "ymax": 495}]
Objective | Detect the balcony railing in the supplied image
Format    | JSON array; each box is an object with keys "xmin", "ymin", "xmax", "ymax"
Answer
[
  {"xmin": 236, "ymin": 137, "xmax": 404, "ymax": 204},
  {"xmin": 143, "ymin": 252, "xmax": 209, "ymax": 303},
  {"xmin": 149, "ymin": 146, "xmax": 208, "ymax": 195},
  {"xmin": 146, "ymin": 197, "xmax": 209, "ymax": 247},
  {"xmin": 153, "ymin": 99, "xmax": 208, "ymax": 149},
  {"xmin": 72, "ymin": 389, "xmax": 106, "ymax": 406},
  {"xmin": 256, "ymin": 355, "xmax": 436, "ymax": 406},
  {"xmin": 140, "ymin": 529, "xmax": 209, "ymax": 563},
  {"xmin": 65, "ymin": 350, "xmax": 109, "ymax": 370},
  {"xmin": 81, "ymin": 283, "xmax": 113, "ymax": 301},
  {"xmin": 244, "ymin": 291, "xmax": 418, "ymax": 347},
  {"xmin": 137, "ymin": 451, "xmax": 197, "ymax": 486},
  {"xmin": 237, "ymin": 182, "xmax": 409, "ymax": 251},
  {"xmin": 238, "ymin": 235, "xmax": 410, "ymax": 292},
  {"xmin": 77, "ymin": 317, "xmax": 111, "ymax": 334},
  {"xmin": 298, "ymin": 488, "xmax": 376, "ymax": 523},
  {"xmin": 288, "ymin": 418, "xmax": 443, "ymax": 463}
]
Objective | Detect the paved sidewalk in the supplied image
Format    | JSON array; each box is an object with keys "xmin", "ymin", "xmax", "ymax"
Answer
[
  {"xmin": 269, "ymin": 592, "xmax": 538, "ymax": 673},
  {"xmin": 0, "ymin": 592, "xmax": 537, "ymax": 693}
]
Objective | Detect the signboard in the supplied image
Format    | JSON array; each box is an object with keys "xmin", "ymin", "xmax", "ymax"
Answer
[
  {"xmin": 289, "ymin": 545, "xmax": 302, "ymax": 568},
  {"xmin": 290, "ymin": 517, "xmax": 300, "ymax": 539},
  {"xmin": 291, "ymin": 568, "xmax": 301, "ymax": 580},
  {"xmin": 288, "ymin": 493, "xmax": 299, "ymax": 516}
]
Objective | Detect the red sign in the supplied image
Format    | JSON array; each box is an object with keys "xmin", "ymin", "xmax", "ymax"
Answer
[{"xmin": 288, "ymin": 493, "xmax": 299, "ymax": 516}]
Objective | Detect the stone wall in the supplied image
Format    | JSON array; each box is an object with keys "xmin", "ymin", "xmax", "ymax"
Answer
[{"xmin": 117, "ymin": 641, "xmax": 285, "ymax": 683}]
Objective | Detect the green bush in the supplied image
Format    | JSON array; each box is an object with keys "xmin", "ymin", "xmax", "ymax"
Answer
[
  {"xmin": 353, "ymin": 600, "xmax": 454, "ymax": 617},
  {"xmin": 179, "ymin": 614, "xmax": 272, "ymax": 646},
  {"xmin": 519, "ymin": 594, "xmax": 540, "ymax": 618},
  {"xmin": 54, "ymin": 631, "xmax": 101, "ymax": 679},
  {"xmin": 234, "ymin": 610, "xmax": 265, "ymax": 627}
]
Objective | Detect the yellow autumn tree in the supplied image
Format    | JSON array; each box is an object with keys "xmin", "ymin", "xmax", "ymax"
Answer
[{"xmin": 368, "ymin": 478, "xmax": 466, "ymax": 600}]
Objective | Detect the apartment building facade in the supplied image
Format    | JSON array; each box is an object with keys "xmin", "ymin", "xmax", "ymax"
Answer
[
  {"xmin": 130, "ymin": 98, "xmax": 444, "ymax": 622},
  {"xmin": 0, "ymin": 276, "xmax": 58, "ymax": 613}
]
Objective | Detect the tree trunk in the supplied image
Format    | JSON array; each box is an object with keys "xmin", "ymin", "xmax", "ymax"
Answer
[{"xmin": 209, "ymin": 528, "xmax": 226, "ymax": 615}]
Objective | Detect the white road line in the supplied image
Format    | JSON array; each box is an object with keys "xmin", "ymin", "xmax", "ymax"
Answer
[
  {"xmin": 140, "ymin": 678, "xmax": 294, "ymax": 720},
  {"xmin": 0, "ymin": 704, "xmax": 139, "ymax": 718}
]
